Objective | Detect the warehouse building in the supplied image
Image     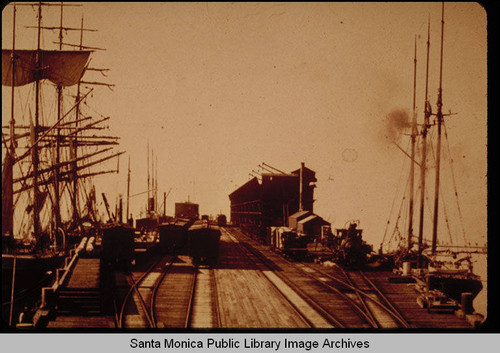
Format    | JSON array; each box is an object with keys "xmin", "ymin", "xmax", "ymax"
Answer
[{"xmin": 229, "ymin": 163, "xmax": 317, "ymax": 240}]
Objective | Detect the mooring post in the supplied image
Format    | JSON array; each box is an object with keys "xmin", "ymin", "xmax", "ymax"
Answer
[{"xmin": 461, "ymin": 292, "xmax": 473, "ymax": 315}]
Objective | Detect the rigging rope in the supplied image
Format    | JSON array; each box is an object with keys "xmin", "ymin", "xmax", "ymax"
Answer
[
  {"xmin": 422, "ymin": 128, "xmax": 453, "ymax": 247},
  {"xmin": 388, "ymin": 172, "xmax": 411, "ymax": 249},
  {"xmin": 39, "ymin": 169, "xmax": 55, "ymax": 229},
  {"xmin": 381, "ymin": 137, "xmax": 411, "ymax": 251},
  {"xmin": 443, "ymin": 121, "xmax": 470, "ymax": 250},
  {"xmin": 82, "ymin": 99, "xmax": 110, "ymax": 121},
  {"xmin": 62, "ymin": 180, "xmax": 74, "ymax": 222}
]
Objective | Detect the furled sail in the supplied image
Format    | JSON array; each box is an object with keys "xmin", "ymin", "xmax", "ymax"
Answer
[{"xmin": 2, "ymin": 50, "xmax": 91, "ymax": 87}]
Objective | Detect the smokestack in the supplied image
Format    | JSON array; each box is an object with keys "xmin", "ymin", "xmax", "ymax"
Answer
[{"xmin": 299, "ymin": 162, "xmax": 304, "ymax": 211}]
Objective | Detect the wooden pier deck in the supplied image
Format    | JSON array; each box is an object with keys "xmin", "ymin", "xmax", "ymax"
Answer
[
  {"xmin": 214, "ymin": 229, "xmax": 317, "ymax": 328},
  {"xmin": 41, "ymin": 228, "xmax": 478, "ymax": 330},
  {"xmin": 363, "ymin": 271, "xmax": 475, "ymax": 329},
  {"xmin": 66, "ymin": 258, "xmax": 100, "ymax": 289},
  {"xmin": 228, "ymin": 228, "xmax": 475, "ymax": 330},
  {"xmin": 46, "ymin": 257, "xmax": 116, "ymax": 328}
]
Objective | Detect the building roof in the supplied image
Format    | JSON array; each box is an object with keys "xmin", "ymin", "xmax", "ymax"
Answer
[
  {"xmin": 298, "ymin": 214, "xmax": 329, "ymax": 225},
  {"xmin": 290, "ymin": 166, "xmax": 317, "ymax": 181},
  {"xmin": 289, "ymin": 210, "xmax": 311, "ymax": 220},
  {"xmin": 298, "ymin": 214, "xmax": 318, "ymax": 224},
  {"xmin": 228, "ymin": 177, "xmax": 261, "ymax": 200}
]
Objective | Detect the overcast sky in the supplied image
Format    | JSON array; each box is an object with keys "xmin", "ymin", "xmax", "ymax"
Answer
[{"xmin": 2, "ymin": 2, "xmax": 487, "ymax": 252}]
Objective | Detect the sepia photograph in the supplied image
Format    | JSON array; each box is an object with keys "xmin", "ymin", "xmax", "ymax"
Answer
[{"xmin": 2, "ymin": 1, "xmax": 489, "ymax": 334}]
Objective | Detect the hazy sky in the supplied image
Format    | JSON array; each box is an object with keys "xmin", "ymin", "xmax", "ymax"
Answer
[{"xmin": 2, "ymin": 2, "xmax": 487, "ymax": 251}]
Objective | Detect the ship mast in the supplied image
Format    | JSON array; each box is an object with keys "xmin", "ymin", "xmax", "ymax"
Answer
[
  {"xmin": 152, "ymin": 149, "xmax": 155, "ymax": 213},
  {"xmin": 32, "ymin": 1, "xmax": 43, "ymax": 238},
  {"xmin": 6, "ymin": 6, "xmax": 17, "ymax": 326},
  {"xmin": 126, "ymin": 155, "xmax": 131, "ymax": 221},
  {"xmin": 417, "ymin": 17, "xmax": 432, "ymax": 268},
  {"xmin": 431, "ymin": 3, "xmax": 445, "ymax": 254},
  {"xmin": 5, "ymin": 3, "xmax": 118, "ymax": 238},
  {"xmin": 407, "ymin": 36, "xmax": 418, "ymax": 251},
  {"xmin": 155, "ymin": 153, "xmax": 158, "ymax": 213},
  {"xmin": 54, "ymin": 2, "xmax": 64, "ymax": 232},
  {"xmin": 3, "ymin": 3, "xmax": 17, "ymax": 238},
  {"xmin": 9, "ymin": 5, "xmax": 16, "ymax": 154},
  {"xmin": 66, "ymin": 15, "xmax": 115, "ymax": 227},
  {"xmin": 29, "ymin": 1, "xmax": 82, "ymax": 236},
  {"xmin": 147, "ymin": 142, "xmax": 150, "ymax": 215},
  {"xmin": 71, "ymin": 15, "xmax": 85, "ymax": 229}
]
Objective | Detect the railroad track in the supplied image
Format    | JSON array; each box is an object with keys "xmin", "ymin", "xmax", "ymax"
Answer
[
  {"xmin": 227, "ymin": 227, "xmax": 411, "ymax": 328},
  {"xmin": 190, "ymin": 266, "xmax": 221, "ymax": 328},
  {"xmin": 339, "ymin": 269, "xmax": 380, "ymax": 328},
  {"xmin": 222, "ymin": 228, "xmax": 334, "ymax": 328},
  {"xmin": 337, "ymin": 268, "xmax": 410, "ymax": 328},
  {"xmin": 209, "ymin": 268, "xmax": 222, "ymax": 328},
  {"xmin": 296, "ymin": 263, "xmax": 412, "ymax": 328},
  {"xmin": 117, "ymin": 254, "xmax": 197, "ymax": 329},
  {"xmin": 152, "ymin": 256, "xmax": 197, "ymax": 328}
]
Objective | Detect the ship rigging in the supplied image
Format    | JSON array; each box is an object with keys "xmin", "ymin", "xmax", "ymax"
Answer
[
  {"xmin": 380, "ymin": 3, "xmax": 483, "ymax": 303},
  {"xmin": 2, "ymin": 2, "xmax": 122, "ymax": 326}
]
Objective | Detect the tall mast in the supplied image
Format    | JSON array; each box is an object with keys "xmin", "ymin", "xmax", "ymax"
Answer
[
  {"xmin": 67, "ymin": 13, "xmax": 112, "ymax": 226},
  {"xmin": 163, "ymin": 191, "xmax": 166, "ymax": 217},
  {"xmin": 299, "ymin": 162, "xmax": 304, "ymax": 212},
  {"xmin": 10, "ymin": 4, "xmax": 16, "ymax": 154},
  {"xmin": 3, "ymin": 3, "xmax": 17, "ymax": 238},
  {"xmin": 72, "ymin": 15, "xmax": 85, "ymax": 228},
  {"xmin": 6, "ymin": 4, "xmax": 16, "ymax": 321},
  {"xmin": 147, "ymin": 142, "xmax": 150, "ymax": 215},
  {"xmin": 431, "ymin": 3, "xmax": 445, "ymax": 254},
  {"xmin": 126, "ymin": 155, "xmax": 131, "ymax": 221},
  {"xmin": 32, "ymin": 1, "xmax": 43, "ymax": 238},
  {"xmin": 417, "ymin": 17, "xmax": 431, "ymax": 267},
  {"xmin": 53, "ymin": 1, "xmax": 64, "ymax": 231},
  {"xmin": 152, "ymin": 149, "xmax": 155, "ymax": 212},
  {"xmin": 7, "ymin": 7, "xmax": 16, "ymax": 324},
  {"xmin": 155, "ymin": 154, "xmax": 158, "ymax": 212},
  {"xmin": 407, "ymin": 36, "xmax": 418, "ymax": 251}
]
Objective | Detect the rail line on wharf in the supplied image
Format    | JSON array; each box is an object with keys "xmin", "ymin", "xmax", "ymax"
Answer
[
  {"xmin": 217, "ymin": 227, "xmax": 330, "ymax": 328},
  {"xmin": 341, "ymin": 270, "xmax": 379, "ymax": 328},
  {"xmin": 117, "ymin": 253, "xmax": 197, "ymax": 329},
  {"xmin": 341, "ymin": 268, "xmax": 410, "ymax": 328},
  {"xmin": 189, "ymin": 266, "xmax": 221, "ymax": 328},
  {"xmin": 222, "ymin": 229, "xmax": 314, "ymax": 328},
  {"xmin": 226, "ymin": 227, "xmax": 411, "ymax": 328},
  {"xmin": 299, "ymin": 263, "xmax": 411, "ymax": 328}
]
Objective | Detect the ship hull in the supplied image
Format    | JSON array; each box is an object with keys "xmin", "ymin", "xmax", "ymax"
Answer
[
  {"xmin": 2, "ymin": 254, "xmax": 65, "ymax": 295},
  {"xmin": 427, "ymin": 274, "xmax": 483, "ymax": 303},
  {"xmin": 2, "ymin": 252, "xmax": 66, "ymax": 299},
  {"xmin": 2, "ymin": 253, "xmax": 65, "ymax": 326},
  {"xmin": 2, "ymin": 252, "xmax": 66, "ymax": 271}
]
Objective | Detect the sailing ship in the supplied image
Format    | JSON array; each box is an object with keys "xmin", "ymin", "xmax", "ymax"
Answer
[
  {"xmin": 134, "ymin": 145, "xmax": 172, "ymax": 242},
  {"xmin": 2, "ymin": 2, "xmax": 122, "ymax": 324},
  {"xmin": 380, "ymin": 4, "xmax": 483, "ymax": 303}
]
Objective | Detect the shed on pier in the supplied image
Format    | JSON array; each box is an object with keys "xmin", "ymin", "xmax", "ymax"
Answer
[
  {"xmin": 288, "ymin": 210, "xmax": 312, "ymax": 230},
  {"xmin": 297, "ymin": 214, "xmax": 330, "ymax": 238}
]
